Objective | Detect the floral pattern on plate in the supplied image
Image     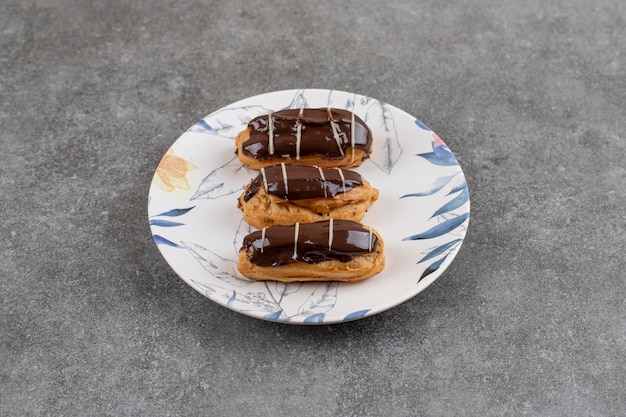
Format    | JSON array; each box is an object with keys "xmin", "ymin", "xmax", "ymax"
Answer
[{"xmin": 148, "ymin": 89, "xmax": 470, "ymax": 324}]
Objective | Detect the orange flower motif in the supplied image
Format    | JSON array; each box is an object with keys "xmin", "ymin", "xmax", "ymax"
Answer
[{"xmin": 154, "ymin": 149, "xmax": 195, "ymax": 192}]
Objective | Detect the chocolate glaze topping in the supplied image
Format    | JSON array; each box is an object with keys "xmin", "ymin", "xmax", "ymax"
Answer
[
  {"xmin": 242, "ymin": 219, "xmax": 379, "ymax": 267},
  {"xmin": 243, "ymin": 164, "xmax": 364, "ymax": 202},
  {"xmin": 241, "ymin": 108, "xmax": 372, "ymax": 161}
]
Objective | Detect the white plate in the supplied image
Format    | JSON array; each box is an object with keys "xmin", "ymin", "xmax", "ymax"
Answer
[{"xmin": 148, "ymin": 89, "xmax": 470, "ymax": 324}]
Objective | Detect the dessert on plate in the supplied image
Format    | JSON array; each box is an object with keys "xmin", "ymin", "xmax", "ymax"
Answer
[
  {"xmin": 237, "ymin": 219, "xmax": 385, "ymax": 283},
  {"xmin": 236, "ymin": 108, "xmax": 373, "ymax": 169},
  {"xmin": 238, "ymin": 163, "xmax": 379, "ymax": 229}
]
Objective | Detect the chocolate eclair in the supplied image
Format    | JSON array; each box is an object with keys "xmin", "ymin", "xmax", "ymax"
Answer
[
  {"xmin": 238, "ymin": 163, "xmax": 379, "ymax": 229},
  {"xmin": 237, "ymin": 219, "xmax": 385, "ymax": 283},
  {"xmin": 235, "ymin": 108, "xmax": 373, "ymax": 169}
]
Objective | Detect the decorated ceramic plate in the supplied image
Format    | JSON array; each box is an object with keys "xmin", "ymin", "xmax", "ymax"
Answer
[{"xmin": 148, "ymin": 89, "xmax": 470, "ymax": 324}]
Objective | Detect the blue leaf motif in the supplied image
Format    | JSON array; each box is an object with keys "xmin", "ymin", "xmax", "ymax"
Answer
[
  {"xmin": 365, "ymin": 100, "xmax": 402, "ymax": 174},
  {"xmin": 419, "ymin": 255, "xmax": 449, "ymax": 281},
  {"xmin": 191, "ymin": 156, "xmax": 252, "ymax": 200},
  {"xmin": 447, "ymin": 180, "xmax": 468, "ymax": 196},
  {"xmin": 190, "ymin": 279, "xmax": 216, "ymax": 296},
  {"xmin": 325, "ymin": 89, "xmax": 354, "ymax": 110},
  {"xmin": 190, "ymin": 105, "xmax": 270, "ymax": 138},
  {"xmin": 285, "ymin": 89, "xmax": 310, "ymax": 109},
  {"xmin": 153, "ymin": 234, "xmax": 183, "ymax": 248},
  {"xmin": 233, "ymin": 219, "xmax": 255, "ymax": 257},
  {"xmin": 227, "ymin": 290, "xmax": 237, "ymax": 306},
  {"xmin": 264, "ymin": 310, "xmax": 284, "ymax": 321},
  {"xmin": 153, "ymin": 207, "xmax": 195, "ymax": 217},
  {"xmin": 297, "ymin": 282, "xmax": 339, "ymax": 317},
  {"xmin": 414, "ymin": 118, "xmax": 432, "ymax": 131},
  {"xmin": 265, "ymin": 281, "xmax": 303, "ymax": 306},
  {"xmin": 194, "ymin": 119, "xmax": 217, "ymax": 133},
  {"xmin": 225, "ymin": 290, "xmax": 282, "ymax": 315},
  {"xmin": 304, "ymin": 313, "xmax": 326, "ymax": 323},
  {"xmin": 265, "ymin": 281, "xmax": 288, "ymax": 304},
  {"xmin": 183, "ymin": 241, "xmax": 254, "ymax": 287},
  {"xmin": 417, "ymin": 150, "xmax": 458, "ymax": 166},
  {"xmin": 403, "ymin": 212, "xmax": 469, "ymax": 240},
  {"xmin": 417, "ymin": 238, "xmax": 463, "ymax": 264},
  {"xmin": 344, "ymin": 309, "xmax": 371, "ymax": 321},
  {"xmin": 433, "ymin": 143, "xmax": 454, "ymax": 159},
  {"xmin": 400, "ymin": 174, "xmax": 459, "ymax": 198},
  {"xmin": 431, "ymin": 188, "xmax": 470, "ymax": 218},
  {"xmin": 149, "ymin": 219, "xmax": 185, "ymax": 227}
]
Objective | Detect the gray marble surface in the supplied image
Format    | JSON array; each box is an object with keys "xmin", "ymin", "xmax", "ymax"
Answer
[{"xmin": 2, "ymin": 1, "xmax": 625, "ymax": 416}]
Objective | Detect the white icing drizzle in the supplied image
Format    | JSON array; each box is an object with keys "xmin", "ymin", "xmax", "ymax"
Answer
[
  {"xmin": 260, "ymin": 227, "xmax": 267, "ymax": 253},
  {"xmin": 318, "ymin": 166, "xmax": 328, "ymax": 198},
  {"xmin": 268, "ymin": 111, "xmax": 275, "ymax": 155},
  {"xmin": 295, "ymin": 107, "xmax": 303, "ymax": 160},
  {"xmin": 368, "ymin": 226, "xmax": 373, "ymax": 252},
  {"xmin": 317, "ymin": 166, "xmax": 326, "ymax": 181},
  {"xmin": 292, "ymin": 222, "xmax": 300, "ymax": 260},
  {"xmin": 280, "ymin": 162, "xmax": 289, "ymax": 197},
  {"xmin": 327, "ymin": 108, "xmax": 345, "ymax": 156},
  {"xmin": 328, "ymin": 218, "xmax": 334, "ymax": 250},
  {"xmin": 336, "ymin": 167, "xmax": 347, "ymax": 194},
  {"xmin": 350, "ymin": 111, "xmax": 356, "ymax": 162},
  {"xmin": 260, "ymin": 167, "xmax": 268, "ymax": 193}
]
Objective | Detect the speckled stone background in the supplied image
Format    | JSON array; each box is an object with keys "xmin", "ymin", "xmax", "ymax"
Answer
[{"xmin": 1, "ymin": 1, "xmax": 625, "ymax": 416}]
